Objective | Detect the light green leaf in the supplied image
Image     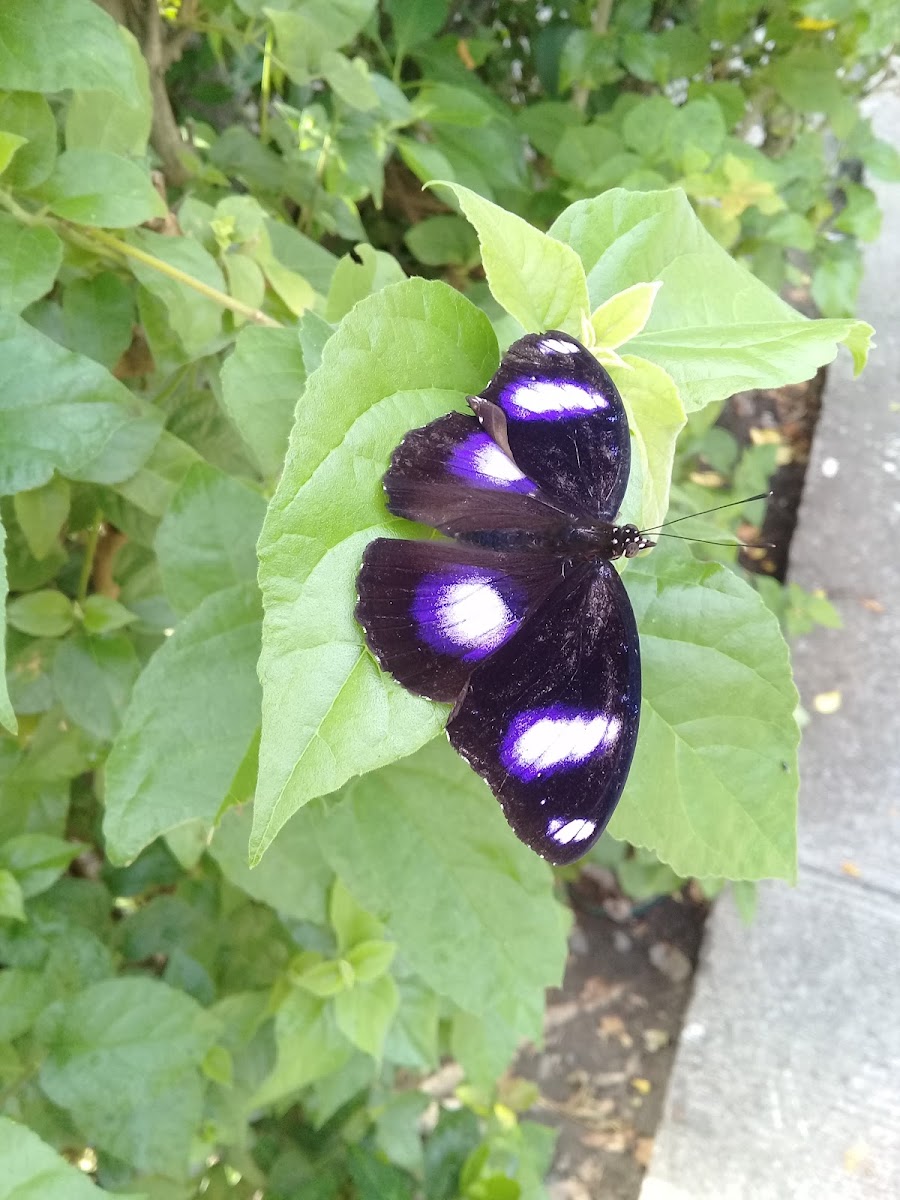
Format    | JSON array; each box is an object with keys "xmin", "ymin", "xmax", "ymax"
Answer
[
  {"xmin": 387, "ymin": 0, "xmax": 449, "ymax": 51},
  {"xmin": 155, "ymin": 462, "xmax": 266, "ymax": 615},
  {"xmin": 53, "ymin": 632, "xmax": 140, "ymax": 741},
  {"xmin": 347, "ymin": 939, "xmax": 396, "ymax": 981},
  {"xmin": 613, "ymin": 354, "xmax": 686, "ymax": 531},
  {"xmin": 0, "ymin": 0, "xmax": 141, "ymax": 102},
  {"xmin": 322, "ymin": 50, "xmax": 379, "ymax": 110},
  {"xmin": 7, "ymin": 590, "xmax": 74, "ymax": 638},
  {"xmin": 302, "ymin": 738, "xmax": 568, "ymax": 1027},
  {"xmin": 64, "ymin": 27, "xmax": 152, "ymax": 155},
  {"xmin": 0, "ymin": 131, "xmax": 25, "ymax": 175},
  {"xmin": 0, "ymin": 217, "xmax": 62, "ymax": 313},
  {"xmin": 591, "ymin": 281, "xmax": 662, "ymax": 349},
  {"xmin": 12, "ymin": 475, "xmax": 69, "ymax": 561},
  {"xmin": 405, "ymin": 215, "xmax": 479, "ymax": 267},
  {"xmin": 325, "ymin": 244, "xmax": 407, "ymax": 323},
  {"xmin": 61, "ymin": 272, "xmax": 135, "ymax": 369},
  {"xmin": 126, "ymin": 229, "xmax": 225, "ymax": 357},
  {"xmin": 0, "ymin": 516, "xmax": 15, "ymax": 733},
  {"xmin": 334, "ymin": 973, "xmax": 399, "ymax": 1058},
  {"xmin": 209, "ymin": 803, "xmax": 333, "ymax": 925},
  {"xmin": 35, "ymin": 149, "xmax": 165, "ymax": 227},
  {"xmin": 103, "ymin": 583, "xmax": 262, "ymax": 864},
  {"xmin": 223, "ymin": 252, "xmax": 266, "ymax": 318},
  {"xmin": 331, "ymin": 876, "xmax": 383, "ymax": 950},
  {"xmin": 252, "ymin": 279, "xmax": 497, "ymax": 861},
  {"xmin": 612, "ymin": 544, "xmax": 799, "ymax": 881},
  {"xmin": 38, "ymin": 977, "xmax": 218, "ymax": 1176},
  {"xmin": 0, "ymin": 833, "xmax": 78, "ymax": 897},
  {"xmin": 551, "ymin": 189, "xmax": 871, "ymax": 408},
  {"xmin": 0, "ymin": 313, "xmax": 162, "ymax": 495},
  {"xmin": 0, "ymin": 869, "xmax": 25, "ymax": 921},
  {"xmin": 0, "ymin": 1116, "xmax": 135, "ymax": 1199},
  {"xmin": 252, "ymin": 988, "xmax": 352, "ymax": 1108},
  {"xmin": 0, "ymin": 969, "xmax": 48, "ymax": 1040},
  {"xmin": 0, "ymin": 92, "xmax": 57, "ymax": 189},
  {"xmin": 769, "ymin": 44, "xmax": 844, "ymax": 117},
  {"xmin": 80, "ymin": 594, "xmax": 136, "ymax": 635},
  {"xmin": 433, "ymin": 181, "xmax": 590, "ymax": 335},
  {"xmin": 266, "ymin": 0, "xmax": 378, "ymax": 82},
  {"xmin": 221, "ymin": 325, "xmax": 306, "ymax": 479}
]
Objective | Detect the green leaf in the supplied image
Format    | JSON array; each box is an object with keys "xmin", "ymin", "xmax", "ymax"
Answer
[
  {"xmin": 324, "ymin": 244, "xmax": 407, "ymax": 323},
  {"xmin": 811, "ymin": 242, "xmax": 864, "ymax": 320},
  {"xmin": 266, "ymin": 0, "xmax": 378, "ymax": 82},
  {"xmin": 0, "ymin": 217, "xmax": 61, "ymax": 314},
  {"xmin": 405, "ymin": 215, "xmax": 479, "ymax": 267},
  {"xmin": 769, "ymin": 44, "xmax": 844, "ymax": 117},
  {"xmin": 209, "ymin": 803, "xmax": 333, "ymax": 924},
  {"xmin": 0, "ymin": 0, "xmax": 141, "ymax": 102},
  {"xmin": 590, "ymin": 281, "xmax": 662, "ymax": 349},
  {"xmin": 551, "ymin": 189, "xmax": 871, "ymax": 408},
  {"xmin": 252, "ymin": 988, "xmax": 352, "ymax": 1108},
  {"xmin": 0, "ymin": 92, "xmax": 57, "ymax": 190},
  {"xmin": 63, "ymin": 27, "xmax": 152, "ymax": 155},
  {"xmin": 126, "ymin": 229, "xmax": 226, "ymax": 357},
  {"xmin": 321, "ymin": 50, "xmax": 379, "ymax": 110},
  {"xmin": 103, "ymin": 582, "xmax": 262, "ymax": 864},
  {"xmin": 252, "ymin": 279, "xmax": 497, "ymax": 861},
  {"xmin": 610, "ymin": 544, "xmax": 799, "ymax": 881},
  {"xmin": 433, "ymin": 181, "xmax": 591, "ymax": 336},
  {"xmin": 7, "ymin": 590, "xmax": 74, "ymax": 638},
  {"xmin": 0, "ymin": 1116, "xmax": 135, "ymax": 1199},
  {"xmin": 61, "ymin": 272, "xmax": 135, "ymax": 369},
  {"xmin": 220, "ymin": 326, "xmax": 306, "ymax": 478},
  {"xmin": 155, "ymin": 462, "xmax": 266, "ymax": 615},
  {"xmin": 612, "ymin": 354, "xmax": 685, "ymax": 530},
  {"xmin": 35, "ymin": 149, "xmax": 165, "ymax": 227},
  {"xmin": 387, "ymin": 0, "xmax": 449, "ymax": 50},
  {"xmin": 375, "ymin": 1090, "xmax": 430, "ymax": 1174},
  {"xmin": 0, "ymin": 968, "xmax": 48, "ymax": 1040},
  {"xmin": 303, "ymin": 739, "xmax": 568, "ymax": 1027},
  {"xmin": 0, "ymin": 313, "xmax": 162, "ymax": 495},
  {"xmin": 330, "ymin": 875, "xmax": 383, "ymax": 950},
  {"xmin": 80, "ymin": 594, "xmax": 136, "ymax": 634},
  {"xmin": 52, "ymin": 632, "xmax": 140, "ymax": 741},
  {"xmin": 0, "ymin": 833, "xmax": 78, "ymax": 897},
  {"xmin": 0, "ymin": 869, "xmax": 25, "ymax": 921},
  {"xmin": 0, "ymin": 517, "xmax": 15, "ymax": 733},
  {"xmin": 294, "ymin": 956, "xmax": 346, "ymax": 997},
  {"xmin": 38, "ymin": 976, "xmax": 218, "ymax": 1176},
  {"xmin": 12, "ymin": 475, "xmax": 69, "ymax": 561},
  {"xmin": 335, "ymin": 973, "xmax": 399, "ymax": 1058},
  {"xmin": 347, "ymin": 938, "xmax": 397, "ymax": 981}
]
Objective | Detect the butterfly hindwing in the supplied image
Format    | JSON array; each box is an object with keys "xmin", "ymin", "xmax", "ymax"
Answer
[
  {"xmin": 471, "ymin": 331, "xmax": 631, "ymax": 523},
  {"xmin": 383, "ymin": 412, "xmax": 567, "ymax": 542},
  {"xmin": 356, "ymin": 538, "xmax": 564, "ymax": 703},
  {"xmin": 447, "ymin": 559, "xmax": 640, "ymax": 865}
]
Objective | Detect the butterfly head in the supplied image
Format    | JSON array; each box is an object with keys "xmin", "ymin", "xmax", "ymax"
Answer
[{"xmin": 610, "ymin": 524, "xmax": 655, "ymax": 559}]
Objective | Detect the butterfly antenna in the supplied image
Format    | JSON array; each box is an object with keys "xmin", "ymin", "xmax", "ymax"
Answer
[
  {"xmin": 640, "ymin": 490, "xmax": 771, "ymax": 534},
  {"xmin": 653, "ymin": 531, "xmax": 776, "ymax": 550}
]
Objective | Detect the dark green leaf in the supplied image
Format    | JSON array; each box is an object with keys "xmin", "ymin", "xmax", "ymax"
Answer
[
  {"xmin": 155, "ymin": 462, "xmax": 266, "ymax": 615},
  {"xmin": 0, "ymin": 833, "xmax": 78, "ymax": 897},
  {"xmin": 61, "ymin": 273, "xmax": 135, "ymax": 369},
  {"xmin": 103, "ymin": 583, "xmax": 261, "ymax": 864},
  {"xmin": 12, "ymin": 475, "xmax": 69, "ymax": 561},
  {"xmin": 35, "ymin": 149, "xmax": 165, "ymax": 227},
  {"xmin": 0, "ymin": 313, "xmax": 162, "ymax": 495},
  {"xmin": 347, "ymin": 1145, "xmax": 415, "ymax": 1200},
  {"xmin": 0, "ymin": 217, "xmax": 62, "ymax": 314}
]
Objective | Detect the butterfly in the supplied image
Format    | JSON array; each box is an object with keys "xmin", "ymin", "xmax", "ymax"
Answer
[{"xmin": 355, "ymin": 330, "xmax": 654, "ymax": 866}]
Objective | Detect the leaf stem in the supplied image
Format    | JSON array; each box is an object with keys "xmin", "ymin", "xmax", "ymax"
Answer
[
  {"xmin": 260, "ymin": 28, "xmax": 274, "ymax": 144},
  {"xmin": 77, "ymin": 512, "xmax": 103, "ymax": 605}
]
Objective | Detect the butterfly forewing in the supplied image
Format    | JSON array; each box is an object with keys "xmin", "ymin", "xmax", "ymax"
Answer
[
  {"xmin": 356, "ymin": 538, "xmax": 565, "ymax": 702},
  {"xmin": 474, "ymin": 331, "xmax": 630, "ymax": 523},
  {"xmin": 447, "ymin": 559, "xmax": 640, "ymax": 865},
  {"xmin": 383, "ymin": 411, "xmax": 567, "ymax": 542}
]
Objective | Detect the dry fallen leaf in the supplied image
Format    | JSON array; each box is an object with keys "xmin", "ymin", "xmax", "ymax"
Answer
[
  {"xmin": 861, "ymin": 597, "xmax": 886, "ymax": 614},
  {"xmin": 648, "ymin": 941, "xmax": 692, "ymax": 983},
  {"xmin": 598, "ymin": 1015, "xmax": 632, "ymax": 1048},
  {"xmin": 642, "ymin": 1028, "xmax": 670, "ymax": 1053},
  {"xmin": 634, "ymin": 1136, "xmax": 655, "ymax": 1168},
  {"xmin": 813, "ymin": 689, "xmax": 842, "ymax": 715},
  {"xmin": 841, "ymin": 861, "xmax": 861, "ymax": 878},
  {"xmin": 631, "ymin": 1077, "xmax": 652, "ymax": 1096}
]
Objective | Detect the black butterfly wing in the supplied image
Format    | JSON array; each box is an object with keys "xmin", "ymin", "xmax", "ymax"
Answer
[
  {"xmin": 447, "ymin": 558, "xmax": 640, "ymax": 865},
  {"xmin": 471, "ymin": 331, "xmax": 630, "ymax": 523},
  {"xmin": 356, "ymin": 538, "xmax": 564, "ymax": 703},
  {"xmin": 383, "ymin": 411, "xmax": 568, "ymax": 542}
]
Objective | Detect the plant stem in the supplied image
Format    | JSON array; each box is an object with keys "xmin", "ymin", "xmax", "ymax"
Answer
[
  {"xmin": 260, "ymin": 28, "xmax": 274, "ymax": 144},
  {"xmin": 77, "ymin": 513, "xmax": 103, "ymax": 605}
]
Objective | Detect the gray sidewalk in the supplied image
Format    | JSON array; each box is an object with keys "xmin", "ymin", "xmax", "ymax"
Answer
[{"xmin": 640, "ymin": 91, "xmax": 900, "ymax": 1199}]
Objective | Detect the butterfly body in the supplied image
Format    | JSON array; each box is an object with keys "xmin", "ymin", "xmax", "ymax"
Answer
[{"xmin": 356, "ymin": 330, "xmax": 651, "ymax": 865}]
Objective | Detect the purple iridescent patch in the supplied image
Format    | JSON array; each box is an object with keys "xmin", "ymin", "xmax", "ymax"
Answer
[
  {"xmin": 446, "ymin": 432, "xmax": 535, "ymax": 493},
  {"xmin": 499, "ymin": 704, "xmax": 621, "ymax": 781},
  {"xmin": 411, "ymin": 569, "xmax": 523, "ymax": 662}
]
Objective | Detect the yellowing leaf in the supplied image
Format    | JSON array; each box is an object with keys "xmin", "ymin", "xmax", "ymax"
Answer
[{"xmin": 591, "ymin": 282, "xmax": 663, "ymax": 350}]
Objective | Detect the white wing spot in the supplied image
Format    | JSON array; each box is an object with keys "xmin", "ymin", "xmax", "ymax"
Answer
[
  {"xmin": 505, "ymin": 379, "xmax": 608, "ymax": 416},
  {"xmin": 547, "ymin": 817, "xmax": 597, "ymax": 845},
  {"xmin": 509, "ymin": 713, "xmax": 620, "ymax": 773},
  {"xmin": 437, "ymin": 580, "xmax": 512, "ymax": 650},
  {"xmin": 540, "ymin": 337, "xmax": 580, "ymax": 355},
  {"xmin": 473, "ymin": 440, "xmax": 527, "ymax": 485}
]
